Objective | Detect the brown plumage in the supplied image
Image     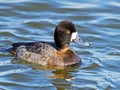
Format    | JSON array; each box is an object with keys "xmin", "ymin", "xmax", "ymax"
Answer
[{"xmin": 9, "ymin": 20, "xmax": 81, "ymax": 67}]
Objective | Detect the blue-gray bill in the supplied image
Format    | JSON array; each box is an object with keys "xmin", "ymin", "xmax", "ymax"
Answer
[{"xmin": 73, "ymin": 34, "xmax": 90, "ymax": 47}]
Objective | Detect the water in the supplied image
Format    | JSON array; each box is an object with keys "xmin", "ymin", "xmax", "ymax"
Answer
[{"xmin": 0, "ymin": 0, "xmax": 120, "ymax": 90}]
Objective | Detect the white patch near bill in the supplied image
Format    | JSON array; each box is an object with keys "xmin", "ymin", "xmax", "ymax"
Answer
[{"xmin": 70, "ymin": 32, "xmax": 78, "ymax": 42}]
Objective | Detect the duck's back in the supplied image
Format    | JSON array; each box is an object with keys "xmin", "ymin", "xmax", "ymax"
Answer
[
  {"xmin": 11, "ymin": 42, "xmax": 57, "ymax": 55},
  {"xmin": 10, "ymin": 42, "xmax": 58, "ymax": 66}
]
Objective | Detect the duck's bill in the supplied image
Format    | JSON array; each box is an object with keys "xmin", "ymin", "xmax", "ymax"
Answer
[
  {"xmin": 74, "ymin": 37, "xmax": 90, "ymax": 46},
  {"xmin": 71, "ymin": 32, "xmax": 90, "ymax": 46}
]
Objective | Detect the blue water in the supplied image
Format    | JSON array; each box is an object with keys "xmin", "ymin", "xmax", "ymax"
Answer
[{"xmin": 0, "ymin": 0, "xmax": 120, "ymax": 90}]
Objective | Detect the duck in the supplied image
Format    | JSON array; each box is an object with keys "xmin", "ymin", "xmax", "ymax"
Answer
[{"xmin": 9, "ymin": 20, "xmax": 81, "ymax": 67}]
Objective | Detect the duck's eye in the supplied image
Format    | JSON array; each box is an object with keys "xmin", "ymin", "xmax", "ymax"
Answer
[{"xmin": 66, "ymin": 30, "xmax": 71, "ymax": 34}]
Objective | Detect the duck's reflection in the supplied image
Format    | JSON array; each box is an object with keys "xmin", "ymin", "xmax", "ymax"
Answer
[
  {"xmin": 50, "ymin": 66, "xmax": 79, "ymax": 90},
  {"xmin": 11, "ymin": 58, "xmax": 80, "ymax": 90},
  {"xmin": 51, "ymin": 69, "xmax": 73, "ymax": 90}
]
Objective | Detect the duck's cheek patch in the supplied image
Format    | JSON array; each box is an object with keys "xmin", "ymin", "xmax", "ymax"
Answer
[{"xmin": 71, "ymin": 32, "xmax": 78, "ymax": 42}]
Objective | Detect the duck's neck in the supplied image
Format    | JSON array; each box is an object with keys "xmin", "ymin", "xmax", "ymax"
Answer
[
  {"xmin": 60, "ymin": 45, "xmax": 70, "ymax": 51},
  {"xmin": 56, "ymin": 44, "xmax": 70, "ymax": 51}
]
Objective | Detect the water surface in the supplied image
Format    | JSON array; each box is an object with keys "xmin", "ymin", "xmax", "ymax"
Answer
[{"xmin": 0, "ymin": 0, "xmax": 120, "ymax": 90}]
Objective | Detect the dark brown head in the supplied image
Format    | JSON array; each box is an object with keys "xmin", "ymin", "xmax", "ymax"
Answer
[{"xmin": 54, "ymin": 20, "xmax": 81, "ymax": 49}]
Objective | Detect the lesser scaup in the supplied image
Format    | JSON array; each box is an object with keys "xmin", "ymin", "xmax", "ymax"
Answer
[{"xmin": 10, "ymin": 20, "xmax": 82, "ymax": 67}]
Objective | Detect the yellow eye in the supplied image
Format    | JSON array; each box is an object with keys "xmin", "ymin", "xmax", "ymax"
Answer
[{"xmin": 66, "ymin": 30, "xmax": 71, "ymax": 34}]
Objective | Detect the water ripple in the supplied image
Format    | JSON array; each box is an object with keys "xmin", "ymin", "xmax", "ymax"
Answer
[
  {"xmin": 56, "ymin": 1, "xmax": 100, "ymax": 9},
  {"xmin": 0, "ymin": 0, "xmax": 120, "ymax": 89}
]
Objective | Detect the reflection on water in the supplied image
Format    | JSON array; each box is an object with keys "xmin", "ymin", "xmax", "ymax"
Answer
[
  {"xmin": 49, "ymin": 67, "xmax": 80, "ymax": 90},
  {"xmin": 0, "ymin": 0, "xmax": 120, "ymax": 89}
]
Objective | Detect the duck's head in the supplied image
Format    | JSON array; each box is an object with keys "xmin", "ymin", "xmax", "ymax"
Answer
[{"xmin": 54, "ymin": 20, "xmax": 81, "ymax": 49}]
